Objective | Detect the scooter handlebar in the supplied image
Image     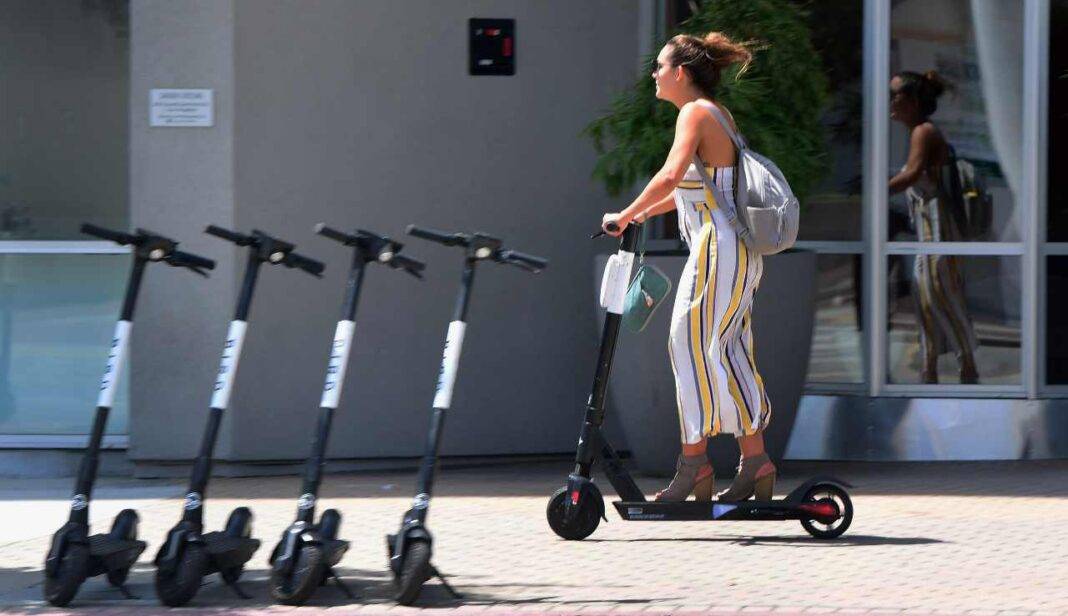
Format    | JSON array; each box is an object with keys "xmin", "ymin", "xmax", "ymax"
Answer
[
  {"xmin": 283, "ymin": 251, "xmax": 325, "ymax": 277},
  {"xmin": 499, "ymin": 249, "xmax": 548, "ymax": 272},
  {"xmin": 389, "ymin": 254, "xmax": 425, "ymax": 278},
  {"xmin": 314, "ymin": 223, "xmax": 354, "ymax": 245},
  {"xmin": 205, "ymin": 224, "xmax": 251, "ymax": 245},
  {"xmin": 81, "ymin": 223, "xmax": 136, "ymax": 245},
  {"xmin": 168, "ymin": 250, "xmax": 216, "ymax": 272},
  {"xmin": 407, "ymin": 225, "xmax": 465, "ymax": 247}
]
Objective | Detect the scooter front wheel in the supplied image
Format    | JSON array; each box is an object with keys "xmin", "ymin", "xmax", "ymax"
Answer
[
  {"xmin": 394, "ymin": 539, "xmax": 431, "ymax": 606},
  {"xmin": 155, "ymin": 543, "xmax": 207, "ymax": 607},
  {"xmin": 43, "ymin": 542, "xmax": 89, "ymax": 607},
  {"xmin": 799, "ymin": 483, "xmax": 853, "ymax": 539},
  {"xmin": 270, "ymin": 543, "xmax": 325, "ymax": 605},
  {"xmin": 546, "ymin": 486, "xmax": 600, "ymax": 540}
]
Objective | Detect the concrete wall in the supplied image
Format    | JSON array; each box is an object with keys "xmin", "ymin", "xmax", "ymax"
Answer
[
  {"xmin": 129, "ymin": 0, "xmax": 239, "ymax": 460},
  {"xmin": 130, "ymin": 0, "xmax": 642, "ymax": 463}
]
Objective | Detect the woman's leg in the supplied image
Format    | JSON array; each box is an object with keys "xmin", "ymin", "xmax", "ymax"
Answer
[{"xmin": 659, "ymin": 221, "xmax": 717, "ymax": 502}]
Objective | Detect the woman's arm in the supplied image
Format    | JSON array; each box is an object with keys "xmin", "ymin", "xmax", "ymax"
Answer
[
  {"xmin": 633, "ymin": 193, "xmax": 678, "ymax": 223},
  {"xmin": 889, "ymin": 124, "xmax": 934, "ymax": 195},
  {"xmin": 603, "ymin": 103, "xmax": 704, "ymax": 234}
]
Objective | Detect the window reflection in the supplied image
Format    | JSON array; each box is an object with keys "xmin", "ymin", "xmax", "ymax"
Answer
[
  {"xmin": 889, "ymin": 0, "xmax": 1022, "ymax": 243},
  {"xmin": 888, "ymin": 255, "xmax": 1020, "ymax": 385},
  {"xmin": 807, "ymin": 254, "xmax": 864, "ymax": 383}
]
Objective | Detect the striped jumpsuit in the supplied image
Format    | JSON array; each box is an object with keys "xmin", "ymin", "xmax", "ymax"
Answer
[
  {"xmin": 667, "ymin": 164, "xmax": 770, "ymax": 444},
  {"xmin": 906, "ymin": 172, "xmax": 979, "ymax": 370}
]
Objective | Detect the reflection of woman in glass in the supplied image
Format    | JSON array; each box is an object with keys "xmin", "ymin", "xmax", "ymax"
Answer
[{"xmin": 889, "ymin": 71, "xmax": 979, "ymax": 384}]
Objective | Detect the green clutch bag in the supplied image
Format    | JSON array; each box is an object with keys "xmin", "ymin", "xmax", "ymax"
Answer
[{"xmin": 622, "ymin": 223, "xmax": 672, "ymax": 333}]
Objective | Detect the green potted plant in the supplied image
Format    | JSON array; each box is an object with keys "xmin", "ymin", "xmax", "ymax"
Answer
[{"xmin": 589, "ymin": 0, "xmax": 830, "ymax": 475}]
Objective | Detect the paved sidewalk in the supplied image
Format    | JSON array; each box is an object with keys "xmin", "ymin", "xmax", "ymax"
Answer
[{"xmin": 0, "ymin": 460, "xmax": 1065, "ymax": 615}]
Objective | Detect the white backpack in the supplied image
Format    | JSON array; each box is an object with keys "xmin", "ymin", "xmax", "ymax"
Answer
[{"xmin": 692, "ymin": 100, "xmax": 799, "ymax": 255}]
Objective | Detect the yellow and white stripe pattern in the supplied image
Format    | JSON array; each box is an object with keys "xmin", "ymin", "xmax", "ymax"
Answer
[
  {"xmin": 667, "ymin": 164, "xmax": 770, "ymax": 443},
  {"xmin": 907, "ymin": 188, "xmax": 979, "ymax": 365}
]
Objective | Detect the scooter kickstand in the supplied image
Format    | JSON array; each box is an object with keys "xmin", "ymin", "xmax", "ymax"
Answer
[
  {"xmin": 328, "ymin": 567, "xmax": 356, "ymax": 599},
  {"xmin": 431, "ymin": 566, "xmax": 463, "ymax": 599}
]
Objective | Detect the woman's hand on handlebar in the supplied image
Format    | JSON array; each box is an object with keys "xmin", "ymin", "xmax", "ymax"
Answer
[{"xmin": 602, "ymin": 212, "xmax": 628, "ymax": 237}]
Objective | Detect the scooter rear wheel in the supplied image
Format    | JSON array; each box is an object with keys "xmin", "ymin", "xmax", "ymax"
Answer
[
  {"xmin": 269, "ymin": 543, "xmax": 326, "ymax": 605},
  {"xmin": 105, "ymin": 509, "xmax": 139, "ymax": 587},
  {"xmin": 319, "ymin": 508, "xmax": 341, "ymax": 540},
  {"xmin": 43, "ymin": 542, "xmax": 89, "ymax": 607},
  {"xmin": 155, "ymin": 543, "xmax": 207, "ymax": 607},
  {"xmin": 546, "ymin": 486, "xmax": 600, "ymax": 541},
  {"xmin": 394, "ymin": 539, "xmax": 431, "ymax": 606},
  {"xmin": 220, "ymin": 506, "xmax": 253, "ymax": 584},
  {"xmin": 799, "ymin": 483, "xmax": 853, "ymax": 539}
]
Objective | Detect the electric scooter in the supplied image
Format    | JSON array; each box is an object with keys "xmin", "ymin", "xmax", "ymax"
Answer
[
  {"xmin": 153, "ymin": 226, "xmax": 325, "ymax": 606},
  {"xmin": 386, "ymin": 225, "xmax": 547, "ymax": 606},
  {"xmin": 545, "ymin": 222, "xmax": 854, "ymax": 541},
  {"xmin": 43, "ymin": 225, "xmax": 215, "ymax": 607},
  {"xmin": 268, "ymin": 224, "xmax": 425, "ymax": 605}
]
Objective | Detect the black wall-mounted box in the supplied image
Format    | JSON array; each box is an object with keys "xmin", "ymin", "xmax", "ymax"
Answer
[{"xmin": 469, "ymin": 18, "xmax": 515, "ymax": 76}]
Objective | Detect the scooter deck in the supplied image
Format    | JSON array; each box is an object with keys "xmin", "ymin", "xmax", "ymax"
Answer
[
  {"xmin": 201, "ymin": 532, "xmax": 260, "ymax": 570},
  {"xmin": 88, "ymin": 534, "xmax": 146, "ymax": 558},
  {"xmin": 323, "ymin": 538, "xmax": 349, "ymax": 566},
  {"xmin": 612, "ymin": 499, "xmax": 838, "ymax": 522},
  {"xmin": 87, "ymin": 534, "xmax": 146, "ymax": 576}
]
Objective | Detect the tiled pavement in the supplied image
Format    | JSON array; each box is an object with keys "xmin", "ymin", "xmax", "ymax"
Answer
[{"xmin": 0, "ymin": 460, "xmax": 1065, "ymax": 615}]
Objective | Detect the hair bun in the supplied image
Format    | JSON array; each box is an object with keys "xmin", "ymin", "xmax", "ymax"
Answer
[
  {"xmin": 922, "ymin": 70, "xmax": 948, "ymax": 98},
  {"xmin": 701, "ymin": 31, "xmax": 753, "ymax": 71}
]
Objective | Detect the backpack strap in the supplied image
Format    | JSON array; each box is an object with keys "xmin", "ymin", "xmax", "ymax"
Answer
[
  {"xmin": 691, "ymin": 153, "xmax": 751, "ymax": 243},
  {"xmin": 695, "ymin": 99, "xmax": 747, "ymax": 150},
  {"xmin": 690, "ymin": 100, "xmax": 752, "ymax": 243}
]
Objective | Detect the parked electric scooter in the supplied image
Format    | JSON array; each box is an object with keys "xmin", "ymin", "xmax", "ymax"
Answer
[
  {"xmin": 43, "ymin": 224, "xmax": 215, "ymax": 607},
  {"xmin": 545, "ymin": 222, "xmax": 853, "ymax": 541},
  {"xmin": 386, "ymin": 225, "xmax": 547, "ymax": 605},
  {"xmin": 153, "ymin": 226, "xmax": 325, "ymax": 607},
  {"xmin": 268, "ymin": 224, "xmax": 425, "ymax": 605}
]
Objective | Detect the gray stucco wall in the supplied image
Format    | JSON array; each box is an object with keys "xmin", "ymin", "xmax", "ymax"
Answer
[
  {"xmin": 129, "ymin": 0, "xmax": 239, "ymax": 460},
  {"xmin": 130, "ymin": 0, "xmax": 641, "ymax": 463}
]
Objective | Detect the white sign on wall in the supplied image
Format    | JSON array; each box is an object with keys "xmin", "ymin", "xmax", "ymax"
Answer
[{"xmin": 150, "ymin": 89, "xmax": 214, "ymax": 127}]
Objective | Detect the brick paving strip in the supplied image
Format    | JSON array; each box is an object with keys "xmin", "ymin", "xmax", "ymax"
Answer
[{"xmin": 0, "ymin": 461, "xmax": 1065, "ymax": 615}]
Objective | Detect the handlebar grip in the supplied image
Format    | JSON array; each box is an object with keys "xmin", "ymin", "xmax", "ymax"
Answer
[
  {"xmin": 406, "ymin": 225, "xmax": 463, "ymax": 246},
  {"xmin": 205, "ymin": 225, "xmax": 250, "ymax": 245},
  {"xmin": 501, "ymin": 250, "xmax": 548, "ymax": 270},
  {"xmin": 285, "ymin": 251, "xmax": 326, "ymax": 277},
  {"xmin": 314, "ymin": 223, "xmax": 354, "ymax": 245},
  {"xmin": 81, "ymin": 223, "xmax": 135, "ymax": 245},
  {"xmin": 169, "ymin": 250, "xmax": 216, "ymax": 271},
  {"xmin": 390, "ymin": 254, "xmax": 426, "ymax": 275},
  {"xmin": 604, "ymin": 221, "xmax": 620, "ymax": 233}
]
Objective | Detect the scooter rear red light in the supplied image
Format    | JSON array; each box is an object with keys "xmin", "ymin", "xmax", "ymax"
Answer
[
  {"xmin": 570, "ymin": 490, "xmax": 580, "ymax": 505},
  {"xmin": 799, "ymin": 502, "xmax": 838, "ymax": 519}
]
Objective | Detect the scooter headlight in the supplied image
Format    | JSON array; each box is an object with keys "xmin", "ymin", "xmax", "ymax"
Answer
[
  {"xmin": 378, "ymin": 251, "xmax": 394, "ymax": 263},
  {"xmin": 149, "ymin": 248, "xmax": 166, "ymax": 261},
  {"xmin": 475, "ymin": 247, "xmax": 492, "ymax": 259},
  {"xmin": 269, "ymin": 251, "xmax": 284, "ymax": 263}
]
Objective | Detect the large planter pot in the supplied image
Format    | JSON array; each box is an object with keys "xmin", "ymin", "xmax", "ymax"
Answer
[{"xmin": 597, "ymin": 248, "xmax": 817, "ymax": 476}]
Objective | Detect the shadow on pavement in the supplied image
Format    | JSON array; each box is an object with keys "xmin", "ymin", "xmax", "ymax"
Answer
[
  {"xmin": 587, "ymin": 534, "xmax": 944, "ymax": 547},
  {"xmin": 0, "ymin": 563, "xmax": 654, "ymax": 612}
]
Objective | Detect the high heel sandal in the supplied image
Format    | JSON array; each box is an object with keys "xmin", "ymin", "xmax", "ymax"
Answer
[
  {"xmin": 714, "ymin": 452, "xmax": 776, "ymax": 502},
  {"xmin": 654, "ymin": 453, "xmax": 714, "ymax": 502}
]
